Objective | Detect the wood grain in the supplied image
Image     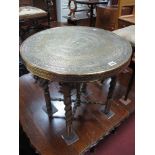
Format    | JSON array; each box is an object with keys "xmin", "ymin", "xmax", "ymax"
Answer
[{"xmin": 20, "ymin": 72, "xmax": 134, "ymax": 155}]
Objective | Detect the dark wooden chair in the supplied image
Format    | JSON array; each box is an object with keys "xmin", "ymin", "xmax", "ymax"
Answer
[
  {"xmin": 19, "ymin": 0, "xmax": 53, "ymax": 41},
  {"xmin": 19, "ymin": 0, "xmax": 53, "ymax": 76}
]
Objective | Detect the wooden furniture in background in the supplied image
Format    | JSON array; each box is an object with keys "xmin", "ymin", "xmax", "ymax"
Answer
[
  {"xmin": 118, "ymin": 14, "xmax": 135, "ymax": 28},
  {"xmin": 96, "ymin": 5, "xmax": 117, "ymax": 31},
  {"xmin": 95, "ymin": 5, "xmax": 132, "ymax": 30},
  {"xmin": 20, "ymin": 0, "xmax": 57, "ymax": 21},
  {"xmin": 113, "ymin": 25, "xmax": 135, "ymax": 104},
  {"xmin": 75, "ymin": 0, "xmax": 108, "ymax": 27},
  {"xmin": 33, "ymin": 0, "xmax": 57, "ymax": 21},
  {"xmin": 19, "ymin": 0, "xmax": 54, "ymax": 77},
  {"xmin": 114, "ymin": 0, "xmax": 135, "ymax": 96},
  {"xmin": 111, "ymin": 0, "xmax": 118, "ymax": 5},
  {"xmin": 19, "ymin": 0, "xmax": 53, "ymax": 42},
  {"xmin": 19, "ymin": 0, "xmax": 53, "ymax": 27},
  {"xmin": 117, "ymin": 0, "xmax": 135, "ymax": 28}
]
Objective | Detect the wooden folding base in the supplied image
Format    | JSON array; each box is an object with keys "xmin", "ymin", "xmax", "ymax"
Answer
[{"xmin": 20, "ymin": 74, "xmax": 133, "ymax": 155}]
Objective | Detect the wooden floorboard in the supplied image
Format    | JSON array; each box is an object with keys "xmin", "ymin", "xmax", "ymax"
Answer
[{"xmin": 20, "ymin": 71, "xmax": 134, "ymax": 155}]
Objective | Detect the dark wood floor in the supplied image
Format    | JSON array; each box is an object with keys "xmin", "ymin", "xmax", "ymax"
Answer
[{"xmin": 20, "ymin": 68, "xmax": 134, "ymax": 155}]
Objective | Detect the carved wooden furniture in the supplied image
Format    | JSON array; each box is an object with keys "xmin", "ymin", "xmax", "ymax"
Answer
[
  {"xmin": 19, "ymin": 0, "xmax": 53, "ymax": 41},
  {"xmin": 117, "ymin": 0, "xmax": 135, "ymax": 28},
  {"xmin": 19, "ymin": 0, "xmax": 53, "ymax": 26},
  {"xmin": 33, "ymin": 0, "xmax": 57, "ymax": 21},
  {"xmin": 75, "ymin": 0, "xmax": 108, "ymax": 26},
  {"xmin": 20, "ymin": 26, "xmax": 132, "ymax": 145}
]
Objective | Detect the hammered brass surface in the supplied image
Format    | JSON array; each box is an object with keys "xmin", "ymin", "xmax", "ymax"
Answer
[{"xmin": 20, "ymin": 26, "xmax": 132, "ymax": 82}]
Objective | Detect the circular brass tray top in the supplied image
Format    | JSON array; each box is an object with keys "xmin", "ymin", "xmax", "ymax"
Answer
[{"xmin": 20, "ymin": 26, "xmax": 132, "ymax": 82}]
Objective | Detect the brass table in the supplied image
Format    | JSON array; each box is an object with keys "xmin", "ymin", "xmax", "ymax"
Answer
[{"xmin": 20, "ymin": 26, "xmax": 132, "ymax": 145}]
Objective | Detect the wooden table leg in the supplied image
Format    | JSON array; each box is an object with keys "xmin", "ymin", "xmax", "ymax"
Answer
[
  {"xmin": 60, "ymin": 83, "xmax": 79, "ymax": 145},
  {"xmin": 64, "ymin": 83, "xmax": 73, "ymax": 136},
  {"xmin": 73, "ymin": 83, "xmax": 81, "ymax": 115},
  {"xmin": 102, "ymin": 76, "xmax": 117, "ymax": 118},
  {"xmin": 43, "ymin": 81, "xmax": 53, "ymax": 119},
  {"xmin": 76, "ymin": 83, "xmax": 81, "ymax": 107},
  {"xmin": 35, "ymin": 77, "xmax": 57, "ymax": 118},
  {"xmin": 81, "ymin": 83, "xmax": 87, "ymax": 94}
]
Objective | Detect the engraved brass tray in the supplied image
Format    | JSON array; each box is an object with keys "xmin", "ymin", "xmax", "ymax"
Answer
[{"xmin": 20, "ymin": 26, "xmax": 132, "ymax": 82}]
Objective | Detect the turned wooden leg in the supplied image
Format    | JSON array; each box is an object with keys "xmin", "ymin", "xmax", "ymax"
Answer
[
  {"xmin": 35, "ymin": 77, "xmax": 57, "ymax": 118},
  {"xmin": 76, "ymin": 83, "xmax": 81, "ymax": 107},
  {"xmin": 73, "ymin": 83, "xmax": 81, "ymax": 115},
  {"xmin": 104, "ymin": 76, "xmax": 117, "ymax": 115},
  {"xmin": 44, "ymin": 84, "xmax": 52, "ymax": 118},
  {"xmin": 60, "ymin": 83, "xmax": 79, "ymax": 145},
  {"xmin": 63, "ymin": 84, "xmax": 72, "ymax": 136},
  {"xmin": 42, "ymin": 80, "xmax": 53, "ymax": 119},
  {"xmin": 81, "ymin": 83, "xmax": 87, "ymax": 94}
]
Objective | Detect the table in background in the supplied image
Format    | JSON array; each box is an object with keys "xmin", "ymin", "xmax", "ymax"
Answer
[{"xmin": 76, "ymin": 0, "xmax": 108, "ymax": 26}]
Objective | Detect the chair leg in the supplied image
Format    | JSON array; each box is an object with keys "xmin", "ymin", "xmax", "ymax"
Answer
[
  {"xmin": 47, "ymin": 11, "xmax": 51, "ymax": 28},
  {"xmin": 124, "ymin": 68, "xmax": 135, "ymax": 100},
  {"xmin": 46, "ymin": 0, "xmax": 53, "ymax": 28}
]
